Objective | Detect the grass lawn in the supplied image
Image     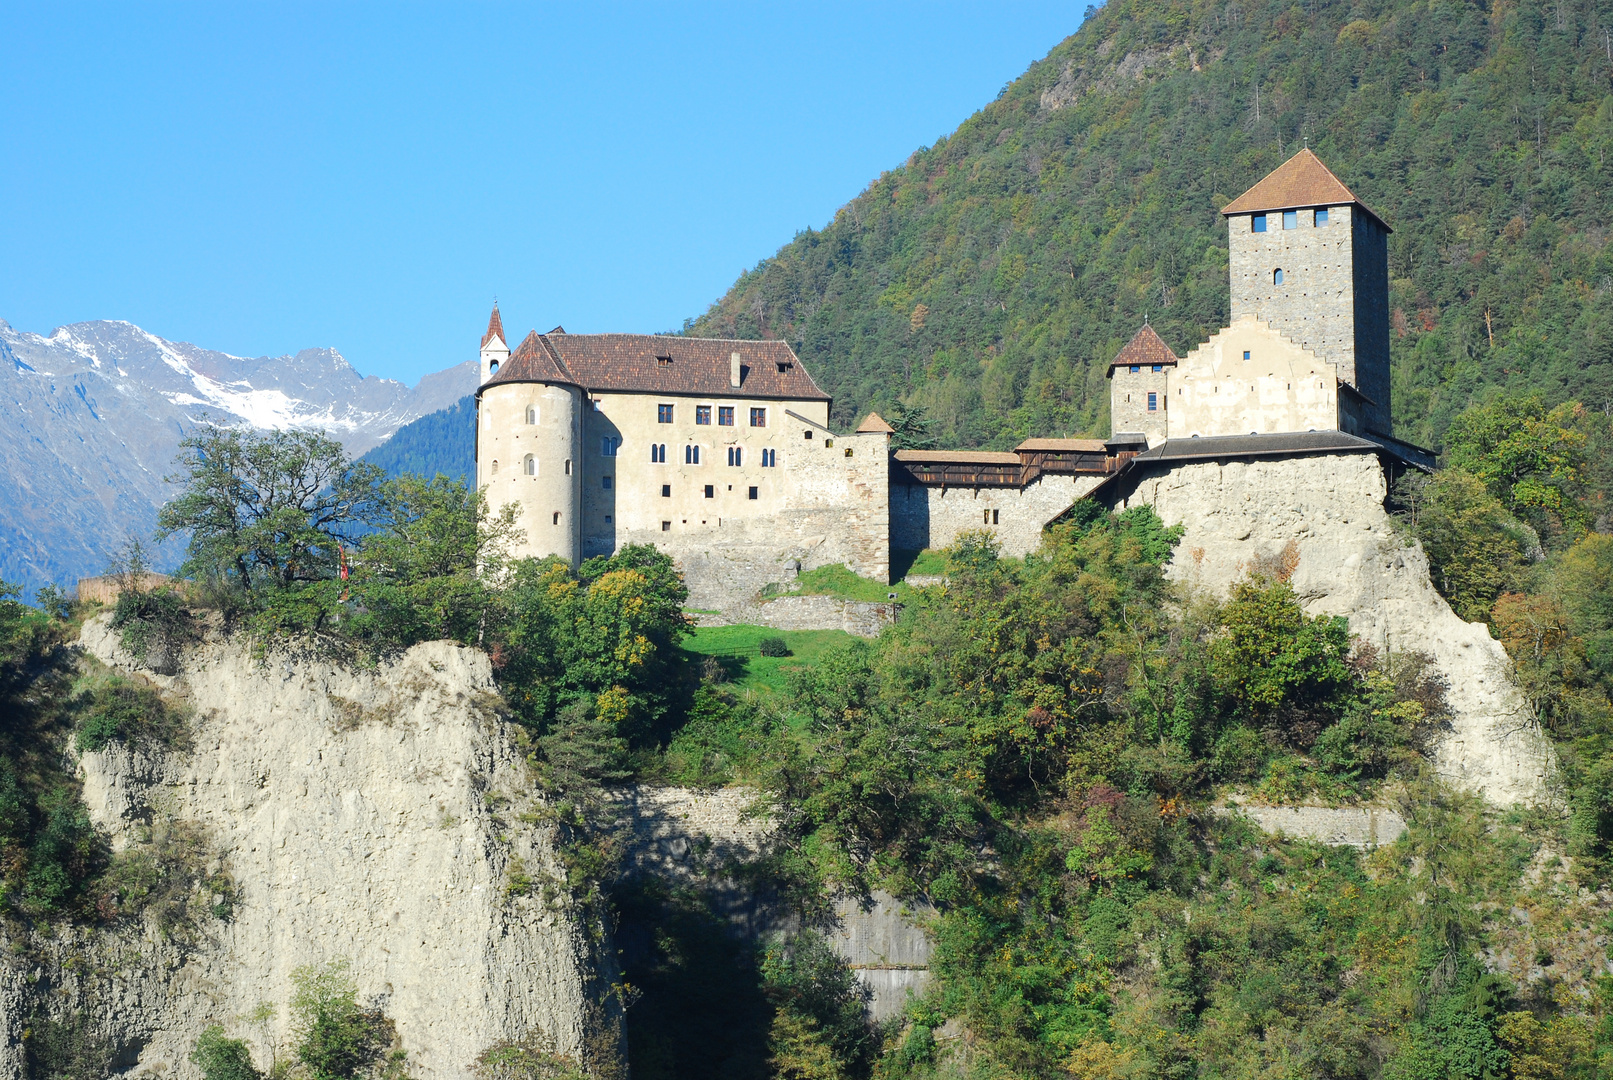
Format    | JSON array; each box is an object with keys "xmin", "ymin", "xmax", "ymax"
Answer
[
  {"xmin": 680, "ymin": 624, "xmax": 857, "ymax": 695},
  {"xmin": 781, "ymin": 550, "xmax": 952, "ymax": 603}
]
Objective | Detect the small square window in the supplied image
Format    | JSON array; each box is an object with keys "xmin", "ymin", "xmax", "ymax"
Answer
[
  {"xmin": 1129, "ymin": 365, "xmax": 1139, "ymax": 374},
  {"xmin": 657, "ymin": 404, "xmax": 673, "ymax": 423},
  {"xmin": 1283, "ymin": 210, "xmax": 1298, "ymax": 230},
  {"xmin": 605, "ymin": 515, "xmax": 612, "ymax": 523},
  {"xmin": 844, "ymin": 447, "xmax": 853, "ymax": 458},
  {"xmin": 661, "ymin": 521, "xmax": 671, "ymax": 531},
  {"xmin": 748, "ymin": 486, "xmax": 758, "ymax": 500},
  {"xmin": 804, "ymin": 430, "xmax": 814, "ymax": 440},
  {"xmin": 718, "ymin": 406, "xmax": 735, "ymax": 426},
  {"xmin": 696, "ymin": 405, "xmax": 711, "ymax": 425},
  {"xmin": 661, "ymin": 484, "xmax": 671, "ymax": 497},
  {"xmin": 703, "ymin": 484, "xmax": 714, "ymax": 498},
  {"xmin": 1252, "ymin": 213, "xmax": 1267, "ymax": 232},
  {"xmin": 1243, "ymin": 350, "xmax": 1251, "ymax": 360},
  {"xmin": 1314, "ymin": 207, "xmax": 1329, "ymax": 226},
  {"xmin": 750, "ymin": 407, "xmax": 767, "ymax": 427},
  {"xmin": 602, "ymin": 475, "xmax": 613, "ymax": 489},
  {"xmin": 1152, "ymin": 364, "xmax": 1162, "ymax": 373}
]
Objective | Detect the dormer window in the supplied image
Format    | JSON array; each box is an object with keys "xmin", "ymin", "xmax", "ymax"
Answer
[
  {"xmin": 776, "ymin": 362, "xmax": 794, "ymax": 373},
  {"xmin": 657, "ymin": 355, "xmax": 673, "ymax": 366}
]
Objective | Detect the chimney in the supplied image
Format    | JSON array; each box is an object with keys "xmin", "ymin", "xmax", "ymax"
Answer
[{"xmin": 730, "ymin": 351, "xmax": 742, "ymax": 388}]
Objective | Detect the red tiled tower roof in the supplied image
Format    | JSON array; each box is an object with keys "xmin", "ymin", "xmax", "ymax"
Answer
[
  {"xmin": 1221, "ymin": 149, "xmax": 1389, "ymax": 231},
  {"xmin": 855, "ymin": 412, "xmax": 896, "ymax": 434},
  {"xmin": 1108, "ymin": 324, "xmax": 1179, "ymax": 370},
  {"xmin": 482, "ymin": 304, "xmax": 506, "ymax": 349}
]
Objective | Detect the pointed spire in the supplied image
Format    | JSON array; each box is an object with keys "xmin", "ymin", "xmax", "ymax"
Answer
[
  {"xmin": 482, "ymin": 303, "xmax": 506, "ymax": 349},
  {"xmin": 855, "ymin": 412, "xmax": 896, "ymax": 434}
]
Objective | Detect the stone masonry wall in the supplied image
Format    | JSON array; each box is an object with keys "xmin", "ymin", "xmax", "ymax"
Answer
[
  {"xmin": 1109, "ymin": 363, "xmax": 1170, "ymax": 444},
  {"xmin": 1110, "ymin": 452, "xmax": 1555, "ymax": 806},
  {"xmin": 891, "ymin": 472, "xmax": 1106, "ymax": 557}
]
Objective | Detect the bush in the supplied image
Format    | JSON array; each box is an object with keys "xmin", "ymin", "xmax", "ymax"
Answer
[
  {"xmin": 758, "ymin": 636, "xmax": 792, "ymax": 658},
  {"xmin": 474, "ymin": 1035, "xmax": 586, "ymax": 1080},
  {"xmin": 191, "ymin": 1025, "xmax": 263, "ymax": 1080},
  {"xmin": 71, "ymin": 670, "xmax": 189, "ymax": 753},
  {"xmin": 290, "ymin": 959, "xmax": 391, "ymax": 1080}
]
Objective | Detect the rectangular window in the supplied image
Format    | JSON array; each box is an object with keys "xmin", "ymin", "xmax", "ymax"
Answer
[
  {"xmin": 718, "ymin": 406, "xmax": 735, "ymax": 426},
  {"xmin": 1152, "ymin": 365, "xmax": 1162, "ymax": 373},
  {"xmin": 601, "ymin": 436, "xmax": 620, "ymax": 457},
  {"xmin": 727, "ymin": 446, "xmax": 742, "ymax": 466},
  {"xmin": 552, "ymin": 512, "xmax": 560, "ymax": 525},
  {"xmin": 602, "ymin": 476, "xmax": 613, "ymax": 489},
  {"xmin": 703, "ymin": 484, "xmax": 714, "ymax": 499},
  {"xmin": 761, "ymin": 448, "xmax": 776, "ymax": 467},
  {"xmin": 657, "ymin": 404, "xmax": 673, "ymax": 423},
  {"xmin": 1283, "ymin": 210, "xmax": 1298, "ymax": 229},
  {"xmin": 685, "ymin": 445, "xmax": 700, "ymax": 465},
  {"xmin": 661, "ymin": 484, "xmax": 671, "ymax": 497},
  {"xmin": 1147, "ymin": 392, "xmax": 1157, "ymax": 412},
  {"xmin": 748, "ymin": 486, "xmax": 758, "ymax": 500},
  {"xmin": 983, "ymin": 509, "xmax": 991, "ymax": 524},
  {"xmin": 696, "ymin": 405, "xmax": 711, "ymax": 425},
  {"xmin": 1129, "ymin": 365, "xmax": 1139, "ymax": 374},
  {"xmin": 993, "ymin": 509, "xmax": 1000, "ymax": 524},
  {"xmin": 1314, "ymin": 207, "xmax": 1329, "ymax": 226},
  {"xmin": 661, "ymin": 521, "xmax": 671, "ymax": 531},
  {"xmin": 749, "ymin": 408, "xmax": 767, "ymax": 427},
  {"xmin": 1252, "ymin": 213, "xmax": 1267, "ymax": 232},
  {"xmin": 803, "ymin": 430, "xmax": 813, "ymax": 440},
  {"xmin": 1243, "ymin": 350, "xmax": 1251, "ymax": 360}
]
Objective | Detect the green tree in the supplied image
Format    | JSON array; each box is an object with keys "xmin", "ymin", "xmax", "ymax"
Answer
[
  {"xmin": 886, "ymin": 400, "xmax": 937, "ymax": 451},
  {"xmin": 1443, "ymin": 395, "xmax": 1591, "ymax": 540},
  {"xmin": 351, "ymin": 473, "xmax": 520, "ymax": 650},
  {"xmin": 191, "ymin": 1025, "xmax": 263, "ymax": 1080},
  {"xmin": 157, "ymin": 428, "xmax": 382, "ymax": 631},
  {"xmin": 1406, "ymin": 469, "xmax": 1533, "ymax": 622},
  {"xmin": 289, "ymin": 959, "xmax": 387, "ymax": 1080}
]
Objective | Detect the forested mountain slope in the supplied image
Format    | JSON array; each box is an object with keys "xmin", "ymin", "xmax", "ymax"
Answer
[{"xmin": 687, "ymin": 0, "xmax": 1613, "ymax": 450}]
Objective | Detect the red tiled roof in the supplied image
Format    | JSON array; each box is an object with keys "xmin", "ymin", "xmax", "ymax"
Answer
[
  {"xmin": 1014, "ymin": 437, "xmax": 1108, "ymax": 452},
  {"xmin": 893, "ymin": 449, "xmax": 1022, "ymax": 465},
  {"xmin": 1108, "ymin": 325, "xmax": 1179, "ymax": 370},
  {"xmin": 482, "ymin": 332, "xmax": 830, "ymax": 401},
  {"xmin": 482, "ymin": 304, "xmax": 506, "ymax": 349},
  {"xmin": 856, "ymin": 412, "xmax": 896, "ymax": 434},
  {"xmin": 1221, "ymin": 149, "xmax": 1389, "ymax": 230}
]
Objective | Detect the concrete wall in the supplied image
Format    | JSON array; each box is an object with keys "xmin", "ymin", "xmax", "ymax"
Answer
[
  {"xmin": 1169, "ymin": 315, "xmax": 1346, "ymax": 438},
  {"xmin": 1109, "ymin": 363, "xmax": 1170, "ymax": 445},
  {"xmin": 479, "ymin": 381, "xmax": 582, "ymax": 565},
  {"xmin": 891, "ymin": 472, "xmax": 1107, "ymax": 556}
]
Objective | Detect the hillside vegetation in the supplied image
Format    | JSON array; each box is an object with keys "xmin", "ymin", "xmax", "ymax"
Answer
[{"xmin": 687, "ymin": 0, "xmax": 1613, "ymax": 450}]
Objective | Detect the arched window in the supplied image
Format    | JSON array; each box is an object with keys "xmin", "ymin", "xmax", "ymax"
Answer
[
  {"xmin": 526, "ymin": 406, "xmax": 538, "ymax": 424},
  {"xmin": 1273, "ymin": 268, "xmax": 1285, "ymax": 285},
  {"xmin": 685, "ymin": 445, "xmax": 701, "ymax": 465},
  {"xmin": 524, "ymin": 454, "xmax": 536, "ymax": 476},
  {"xmin": 490, "ymin": 460, "xmax": 499, "ymax": 475},
  {"xmin": 489, "ymin": 360, "xmax": 499, "ymax": 375}
]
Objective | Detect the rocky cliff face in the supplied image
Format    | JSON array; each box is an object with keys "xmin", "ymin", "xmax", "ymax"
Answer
[
  {"xmin": 0, "ymin": 616, "xmax": 614, "ymax": 1080},
  {"xmin": 1114, "ymin": 451, "xmax": 1555, "ymax": 806}
]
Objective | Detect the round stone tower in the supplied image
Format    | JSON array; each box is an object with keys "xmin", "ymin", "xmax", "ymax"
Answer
[{"xmin": 475, "ymin": 307, "xmax": 583, "ymax": 565}]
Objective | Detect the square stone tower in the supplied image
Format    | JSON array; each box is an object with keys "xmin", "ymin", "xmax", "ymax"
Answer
[
  {"xmin": 1107, "ymin": 324, "xmax": 1178, "ymax": 446},
  {"xmin": 1221, "ymin": 149, "xmax": 1391, "ymax": 432}
]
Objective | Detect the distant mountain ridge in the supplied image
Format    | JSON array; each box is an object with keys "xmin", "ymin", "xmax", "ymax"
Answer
[
  {"xmin": 358, "ymin": 394, "xmax": 476, "ymax": 483},
  {"xmin": 0, "ymin": 318, "xmax": 476, "ymax": 592}
]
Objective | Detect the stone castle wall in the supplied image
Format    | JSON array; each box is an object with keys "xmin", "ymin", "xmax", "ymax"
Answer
[
  {"xmin": 1109, "ymin": 363, "xmax": 1170, "ymax": 444},
  {"xmin": 891, "ymin": 472, "xmax": 1105, "ymax": 557}
]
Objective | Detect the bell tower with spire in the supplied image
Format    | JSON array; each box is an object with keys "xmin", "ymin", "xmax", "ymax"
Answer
[{"xmin": 480, "ymin": 303, "xmax": 509, "ymax": 384}]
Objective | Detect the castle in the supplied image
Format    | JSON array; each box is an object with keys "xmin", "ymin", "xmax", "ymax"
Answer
[{"xmin": 475, "ymin": 149, "xmax": 1431, "ymax": 607}]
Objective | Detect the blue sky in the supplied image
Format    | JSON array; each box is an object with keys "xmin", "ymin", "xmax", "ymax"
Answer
[{"xmin": 1, "ymin": 3, "xmax": 1085, "ymax": 385}]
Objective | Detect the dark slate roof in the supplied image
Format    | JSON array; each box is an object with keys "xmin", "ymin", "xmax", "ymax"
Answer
[
  {"xmin": 1108, "ymin": 325, "xmax": 1179, "ymax": 370},
  {"xmin": 481, "ymin": 331, "xmax": 829, "ymax": 401},
  {"xmin": 1133, "ymin": 430, "xmax": 1384, "ymax": 462},
  {"xmin": 1221, "ymin": 149, "xmax": 1390, "ymax": 231}
]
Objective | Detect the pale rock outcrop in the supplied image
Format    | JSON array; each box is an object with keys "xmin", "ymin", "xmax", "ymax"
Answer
[
  {"xmin": 5, "ymin": 616, "xmax": 614, "ymax": 1080},
  {"xmin": 1117, "ymin": 452, "xmax": 1556, "ymax": 806}
]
